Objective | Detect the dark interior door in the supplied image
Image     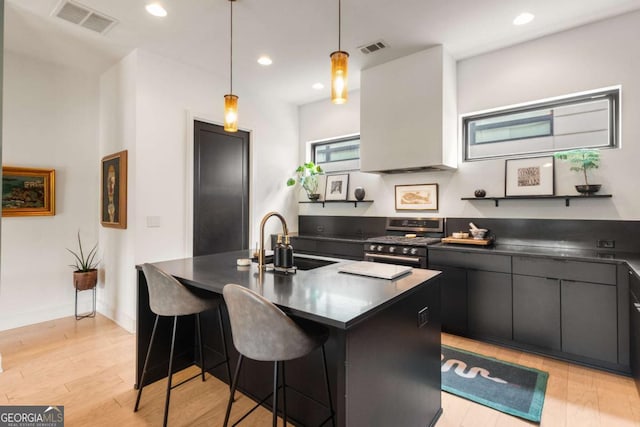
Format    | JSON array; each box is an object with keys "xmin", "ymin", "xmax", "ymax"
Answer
[{"xmin": 193, "ymin": 120, "xmax": 249, "ymax": 256}]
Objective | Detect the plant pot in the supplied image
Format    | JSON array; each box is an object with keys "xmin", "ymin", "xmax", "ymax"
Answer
[
  {"xmin": 354, "ymin": 187, "xmax": 366, "ymax": 201},
  {"xmin": 74, "ymin": 269, "xmax": 98, "ymax": 290},
  {"xmin": 307, "ymin": 193, "xmax": 321, "ymax": 201},
  {"xmin": 575, "ymin": 184, "xmax": 601, "ymax": 195}
]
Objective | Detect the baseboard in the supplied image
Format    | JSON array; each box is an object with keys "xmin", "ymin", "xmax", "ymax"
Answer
[{"xmin": 97, "ymin": 299, "xmax": 135, "ymax": 333}]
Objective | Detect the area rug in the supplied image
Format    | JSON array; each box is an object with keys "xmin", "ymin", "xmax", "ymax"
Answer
[{"xmin": 441, "ymin": 345, "xmax": 548, "ymax": 423}]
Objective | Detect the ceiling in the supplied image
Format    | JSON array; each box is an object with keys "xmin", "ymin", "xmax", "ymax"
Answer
[{"xmin": 6, "ymin": 0, "xmax": 640, "ymax": 105}]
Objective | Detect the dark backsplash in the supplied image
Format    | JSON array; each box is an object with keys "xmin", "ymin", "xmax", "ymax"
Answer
[
  {"xmin": 298, "ymin": 215, "xmax": 640, "ymax": 252},
  {"xmin": 299, "ymin": 216, "xmax": 387, "ymax": 239},
  {"xmin": 446, "ymin": 217, "xmax": 640, "ymax": 252}
]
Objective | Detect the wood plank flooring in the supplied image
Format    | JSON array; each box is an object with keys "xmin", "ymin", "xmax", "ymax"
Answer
[{"xmin": 0, "ymin": 315, "xmax": 638, "ymax": 426}]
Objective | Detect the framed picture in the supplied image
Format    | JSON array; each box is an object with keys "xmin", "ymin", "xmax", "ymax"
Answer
[
  {"xmin": 325, "ymin": 174, "xmax": 349, "ymax": 201},
  {"xmin": 395, "ymin": 183, "xmax": 438, "ymax": 211},
  {"xmin": 2, "ymin": 166, "xmax": 55, "ymax": 217},
  {"xmin": 101, "ymin": 150, "xmax": 128, "ymax": 229},
  {"xmin": 505, "ymin": 156, "xmax": 554, "ymax": 197}
]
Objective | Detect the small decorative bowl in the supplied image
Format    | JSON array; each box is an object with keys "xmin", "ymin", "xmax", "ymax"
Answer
[
  {"xmin": 469, "ymin": 228, "xmax": 488, "ymax": 239},
  {"xmin": 452, "ymin": 232, "xmax": 463, "ymax": 238}
]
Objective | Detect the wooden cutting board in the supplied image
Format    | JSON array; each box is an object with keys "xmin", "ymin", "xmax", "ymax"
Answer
[{"xmin": 441, "ymin": 237, "xmax": 493, "ymax": 246}]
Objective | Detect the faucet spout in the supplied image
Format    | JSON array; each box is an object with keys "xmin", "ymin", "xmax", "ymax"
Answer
[{"xmin": 258, "ymin": 211, "xmax": 289, "ymax": 270}]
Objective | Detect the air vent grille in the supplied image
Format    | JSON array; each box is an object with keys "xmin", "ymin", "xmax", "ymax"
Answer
[
  {"xmin": 52, "ymin": 0, "xmax": 118, "ymax": 35},
  {"xmin": 358, "ymin": 40, "xmax": 389, "ymax": 55}
]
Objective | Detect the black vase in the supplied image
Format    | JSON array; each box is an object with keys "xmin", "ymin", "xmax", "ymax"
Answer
[
  {"xmin": 474, "ymin": 189, "xmax": 486, "ymax": 198},
  {"xmin": 354, "ymin": 187, "xmax": 365, "ymax": 201},
  {"xmin": 575, "ymin": 184, "xmax": 601, "ymax": 195}
]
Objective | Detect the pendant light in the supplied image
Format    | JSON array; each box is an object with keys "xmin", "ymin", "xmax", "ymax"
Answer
[
  {"xmin": 224, "ymin": 0, "xmax": 239, "ymax": 132},
  {"xmin": 330, "ymin": 0, "xmax": 349, "ymax": 104}
]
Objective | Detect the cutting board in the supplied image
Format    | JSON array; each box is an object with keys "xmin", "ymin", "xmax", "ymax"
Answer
[
  {"xmin": 441, "ymin": 237, "xmax": 493, "ymax": 246},
  {"xmin": 338, "ymin": 261, "xmax": 413, "ymax": 279}
]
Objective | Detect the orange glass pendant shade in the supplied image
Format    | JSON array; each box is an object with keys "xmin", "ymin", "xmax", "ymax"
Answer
[
  {"xmin": 224, "ymin": 94, "xmax": 239, "ymax": 132},
  {"xmin": 330, "ymin": 50, "xmax": 349, "ymax": 104}
]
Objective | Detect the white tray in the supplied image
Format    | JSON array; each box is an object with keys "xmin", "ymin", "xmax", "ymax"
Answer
[{"xmin": 338, "ymin": 261, "xmax": 413, "ymax": 279}]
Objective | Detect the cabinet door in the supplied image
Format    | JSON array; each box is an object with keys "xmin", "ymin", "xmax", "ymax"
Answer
[
  {"xmin": 513, "ymin": 275, "xmax": 561, "ymax": 350},
  {"xmin": 628, "ymin": 271, "xmax": 640, "ymax": 392},
  {"xmin": 431, "ymin": 264, "xmax": 467, "ymax": 335},
  {"xmin": 561, "ymin": 280, "xmax": 617, "ymax": 363},
  {"xmin": 467, "ymin": 270, "xmax": 512, "ymax": 340}
]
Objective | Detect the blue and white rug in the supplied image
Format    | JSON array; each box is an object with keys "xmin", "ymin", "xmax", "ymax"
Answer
[{"xmin": 441, "ymin": 345, "xmax": 548, "ymax": 423}]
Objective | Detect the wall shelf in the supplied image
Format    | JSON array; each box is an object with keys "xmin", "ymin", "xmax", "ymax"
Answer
[
  {"xmin": 461, "ymin": 194, "xmax": 612, "ymax": 207},
  {"xmin": 299, "ymin": 200, "xmax": 374, "ymax": 208}
]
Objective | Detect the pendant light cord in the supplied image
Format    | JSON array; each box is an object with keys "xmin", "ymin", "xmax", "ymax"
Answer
[
  {"xmin": 338, "ymin": 0, "xmax": 341, "ymax": 51},
  {"xmin": 230, "ymin": 0, "xmax": 234, "ymax": 94}
]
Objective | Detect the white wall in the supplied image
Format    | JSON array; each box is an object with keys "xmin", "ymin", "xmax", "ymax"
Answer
[
  {"xmin": 298, "ymin": 10, "xmax": 640, "ymax": 220},
  {"xmin": 1, "ymin": 51, "xmax": 99, "ymax": 331},
  {"xmin": 95, "ymin": 50, "xmax": 299, "ymax": 332}
]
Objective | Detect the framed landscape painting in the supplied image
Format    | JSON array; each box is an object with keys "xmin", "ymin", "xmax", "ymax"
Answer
[
  {"xmin": 2, "ymin": 167, "xmax": 55, "ymax": 217},
  {"xmin": 395, "ymin": 183, "xmax": 439, "ymax": 211},
  {"xmin": 101, "ymin": 150, "xmax": 128, "ymax": 229}
]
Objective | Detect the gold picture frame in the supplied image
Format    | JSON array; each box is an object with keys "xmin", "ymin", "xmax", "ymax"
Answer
[
  {"xmin": 395, "ymin": 183, "xmax": 439, "ymax": 211},
  {"xmin": 2, "ymin": 166, "xmax": 56, "ymax": 217},
  {"xmin": 101, "ymin": 150, "xmax": 128, "ymax": 229}
]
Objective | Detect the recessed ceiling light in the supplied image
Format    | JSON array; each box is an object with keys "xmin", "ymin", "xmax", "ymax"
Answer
[
  {"xmin": 312, "ymin": 83, "xmax": 324, "ymax": 90},
  {"xmin": 146, "ymin": 3, "xmax": 167, "ymax": 17},
  {"xmin": 513, "ymin": 12, "xmax": 534, "ymax": 26},
  {"xmin": 257, "ymin": 56, "xmax": 273, "ymax": 66}
]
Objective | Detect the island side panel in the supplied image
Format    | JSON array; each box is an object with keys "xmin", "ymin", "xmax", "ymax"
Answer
[{"xmin": 345, "ymin": 277, "xmax": 442, "ymax": 427}]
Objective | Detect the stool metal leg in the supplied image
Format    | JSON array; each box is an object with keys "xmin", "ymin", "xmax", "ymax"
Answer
[
  {"xmin": 272, "ymin": 361, "xmax": 279, "ymax": 427},
  {"xmin": 224, "ymin": 354, "xmax": 244, "ymax": 427},
  {"xmin": 134, "ymin": 314, "xmax": 160, "ymax": 411},
  {"xmin": 281, "ymin": 361, "xmax": 287, "ymax": 427},
  {"xmin": 163, "ymin": 316, "xmax": 178, "ymax": 427},
  {"xmin": 218, "ymin": 306, "xmax": 233, "ymax": 391},
  {"xmin": 321, "ymin": 345, "xmax": 336, "ymax": 427},
  {"xmin": 196, "ymin": 313, "xmax": 205, "ymax": 381}
]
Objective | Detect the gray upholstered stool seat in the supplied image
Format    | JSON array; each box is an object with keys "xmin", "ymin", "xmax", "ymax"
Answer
[
  {"xmin": 222, "ymin": 283, "xmax": 335, "ymax": 427},
  {"xmin": 134, "ymin": 263, "xmax": 232, "ymax": 427}
]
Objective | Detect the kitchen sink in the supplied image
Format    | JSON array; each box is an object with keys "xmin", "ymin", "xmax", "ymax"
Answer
[{"xmin": 258, "ymin": 255, "xmax": 338, "ymax": 271}]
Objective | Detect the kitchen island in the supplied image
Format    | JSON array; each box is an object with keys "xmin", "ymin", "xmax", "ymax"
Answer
[{"xmin": 136, "ymin": 250, "xmax": 442, "ymax": 427}]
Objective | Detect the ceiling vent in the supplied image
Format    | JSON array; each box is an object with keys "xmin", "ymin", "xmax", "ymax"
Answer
[
  {"xmin": 52, "ymin": 0, "xmax": 118, "ymax": 35},
  {"xmin": 358, "ymin": 40, "xmax": 389, "ymax": 55}
]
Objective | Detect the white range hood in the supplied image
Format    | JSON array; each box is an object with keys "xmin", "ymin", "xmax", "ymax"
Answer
[{"xmin": 359, "ymin": 45, "xmax": 458, "ymax": 173}]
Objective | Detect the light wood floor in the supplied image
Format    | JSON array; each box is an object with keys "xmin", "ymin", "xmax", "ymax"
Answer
[{"xmin": 0, "ymin": 315, "xmax": 638, "ymax": 426}]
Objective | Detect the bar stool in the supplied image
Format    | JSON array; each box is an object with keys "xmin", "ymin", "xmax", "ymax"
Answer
[
  {"xmin": 222, "ymin": 283, "xmax": 335, "ymax": 427},
  {"xmin": 135, "ymin": 263, "xmax": 232, "ymax": 427}
]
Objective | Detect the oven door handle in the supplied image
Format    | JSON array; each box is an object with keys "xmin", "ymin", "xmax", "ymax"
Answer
[{"xmin": 365, "ymin": 253, "xmax": 422, "ymax": 263}]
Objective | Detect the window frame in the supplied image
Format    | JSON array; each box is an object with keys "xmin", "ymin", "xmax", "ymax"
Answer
[
  {"xmin": 309, "ymin": 133, "xmax": 361, "ymax": 172},
  {"xmin": 461, "ymin": 86, "xmax": 620, "ymax": 162}
]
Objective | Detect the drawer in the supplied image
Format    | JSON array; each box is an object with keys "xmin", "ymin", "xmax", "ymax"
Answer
[
  {"xmin": 428, "ymin": 250, "xmax": 511, "ymax": 273},
  {"xmin": 316, "ymin": 240, "xmax": 363, "ymax": 259},
  {"xmin": 513, "ymin": 256, "xmax": 616, "ymax": 285}
]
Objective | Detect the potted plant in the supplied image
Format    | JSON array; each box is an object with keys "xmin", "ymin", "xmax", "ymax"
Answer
[
  {"xmin": 554, "ymin": 148, "xmax": 601, "ymax": 195},
  {"xmin": 68, "ymin": 232, "xmax": 99, "ymax": 290},
  {"xmin": 286, "ymin": 162, "xmax": 324, "ymax": 201}
]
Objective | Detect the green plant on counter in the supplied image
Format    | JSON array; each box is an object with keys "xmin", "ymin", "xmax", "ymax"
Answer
[
  {"xmin": 67, "ymin": 232, "xmax": 99, "ymax": 272},
  {"xmin": 286, "ymin": 162, "xmax": 324, "ymax": 198},
  {"xmin": 554, "ymin": 149, "xmax": 600, "ymax": 186}
]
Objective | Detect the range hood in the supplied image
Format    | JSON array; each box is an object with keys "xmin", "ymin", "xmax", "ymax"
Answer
[{"xmin": 359, "ymin": 45, "xmax": 458, "ymax": 173}]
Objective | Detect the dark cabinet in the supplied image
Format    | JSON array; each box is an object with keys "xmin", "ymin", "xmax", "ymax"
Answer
[
  {"xmin": 513, "ymin": 275, "xmax": 561, "ymax": 350},
  {"xmin": 561, "ymin": 279, "xmax": 617, "ymax": 363},
  {"xmin": 430, "ymin": 264, "xmax": 467, "ymax": 335},
  {"xmin": 630, "ymin": 270, "xmax": 640, "ymax": 395},
  {"xmin": 467, "ymin": 270, "xmax": 512, "ymax": 340}
]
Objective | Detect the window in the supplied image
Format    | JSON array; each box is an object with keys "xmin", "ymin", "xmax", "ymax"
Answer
[
  {"xmin": 463, "ymin": 87, "xmax": 620, "ymax": 161},
  {"xmin": 310, "ymin": 135, "xmax": 360, "ymax": 172}
]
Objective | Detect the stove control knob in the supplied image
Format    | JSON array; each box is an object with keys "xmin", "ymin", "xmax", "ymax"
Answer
[
  {"xmin": 402, "ymin": 247, "xmax": 410, "ymax": 254},
  {"xmin": 389, "ymin": 246, "xmax": 396, "ymax": 253},
  {"xmin": 377, "ymin": 245, "xmax": 384, "ymax": 252},
  {"xmin": 369, "ymin": 244, "xmax": 377, "ymax": 251},
  {"xmin": 410, "ymin": 248, "xmax": 418, "ymax": 255}
]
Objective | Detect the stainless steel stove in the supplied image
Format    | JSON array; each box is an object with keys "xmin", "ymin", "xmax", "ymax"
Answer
[{"xmin": 364, "ymin": 218, "xmax": 444, "ymax": 269}]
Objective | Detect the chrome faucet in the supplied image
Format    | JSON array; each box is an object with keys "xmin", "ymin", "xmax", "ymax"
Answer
[{"xmin": 258, "ymin": 211, "xmax": 289, "ymax": 270}]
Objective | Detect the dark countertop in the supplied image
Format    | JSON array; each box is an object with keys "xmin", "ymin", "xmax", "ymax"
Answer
[
  {"xmin": 430, "ymin": 241, "xmax": 640, "ymax": 272},
  {"xmin": 149, "ymin": 250, "xmax": 440, "ymax": 330}
]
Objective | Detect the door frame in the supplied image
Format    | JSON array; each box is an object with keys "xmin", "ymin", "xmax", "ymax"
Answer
[{"xmin": 185, "ymin": 111, "xmax": 254, "ymax": 257}]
